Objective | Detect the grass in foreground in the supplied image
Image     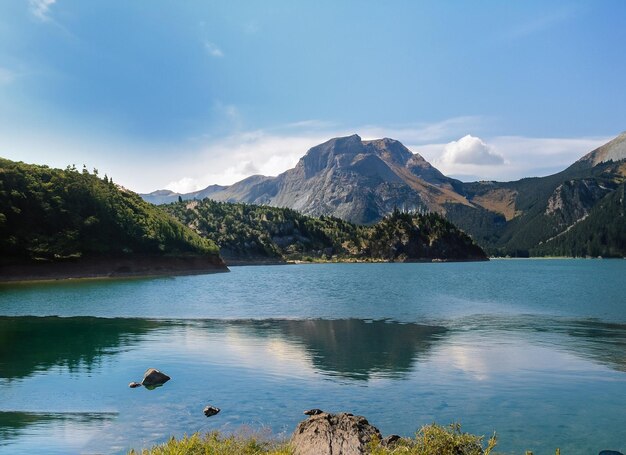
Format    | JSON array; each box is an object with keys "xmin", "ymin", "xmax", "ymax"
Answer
[
  {"xmin": 129, "ymin": 423, "xmax": 497, "ymax": 455},
  {"xmin": 128, "ymin": 431, "xmax": 292, "ymax": 455}
]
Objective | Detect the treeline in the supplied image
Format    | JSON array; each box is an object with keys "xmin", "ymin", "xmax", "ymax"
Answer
[
  {"xmin": 163, "ymin": 199, "xmax": 487, "ymax": 262},
  {"xmin": 0, "ymin": 158, "xmax": 218, "ymax": 265}
]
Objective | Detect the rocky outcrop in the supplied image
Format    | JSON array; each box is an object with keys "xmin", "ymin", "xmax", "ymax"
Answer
[
  {"xmin": 290, "ymin": 411, "xmax": 382, "ymax": 455},
  {"xmin": 545, "ymin": 179, "xmax": 611, "ymax": 224}
]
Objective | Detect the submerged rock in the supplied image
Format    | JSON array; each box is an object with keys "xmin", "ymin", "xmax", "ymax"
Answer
[
  {"xmin": 141, "ymin": 368, "xmax": 170, "ymax": 389},
  {"xmin": 599, "ymin": 451, "xmax": 624, "ymax": 455},
  {"xmin": 128, "ymin": 382, "xmax": 142, "ymax": 388},
  {"xmin": 291, "ymin": 411, "xmax": 382, "ymax": 455},
  {"xmin": 203, "ymin": 405, "xmax": 220, "ymax": 417}
]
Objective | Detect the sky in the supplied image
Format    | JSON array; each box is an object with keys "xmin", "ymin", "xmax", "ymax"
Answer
[{"xmin": 1, "ymin": 1, "xmax": 625, "ymax": 192}]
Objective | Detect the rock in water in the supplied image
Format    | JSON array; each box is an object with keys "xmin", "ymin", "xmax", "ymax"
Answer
[
  {"xmin": 303, "ymin": 408, "xmax": 324, "ymax": 416},
  {"xmin": 141, "ymin": 368, "xmax": 170, "ymax": 388},
  {"xmin": 128, "ymin": 382, "xmax": 142, "ymax": 388},
  {"xmin": 291, "ymin": 411, "xmax": 382, "ymax": 455},
  {"xmin": 203, "ymin": 405, "xmax": 220, "ymax": 417},
  {"xmin": 599, "ymin": 451, "xmax": 624, "ymax": 455}
]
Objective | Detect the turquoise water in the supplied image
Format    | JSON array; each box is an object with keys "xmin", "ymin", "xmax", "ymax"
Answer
[{"xmin": 0, "ymin": 260, "xmax": 625, "ymax": 454}]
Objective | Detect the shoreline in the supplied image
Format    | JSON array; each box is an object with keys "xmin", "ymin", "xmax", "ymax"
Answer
[
  {"xmin": 489, "ymin": 256, "xmax": 625, "ymax": 260},
  {"xmin": 0, "ymin": 254, "xmax": 229, "ymax": 284},
  {"xmin": 8, "ymin": 255, "xmax": 618, "ymax": 282},
  {"xmin": 227, "ymin": 256, "xmax": 490, "ymax": 266}
]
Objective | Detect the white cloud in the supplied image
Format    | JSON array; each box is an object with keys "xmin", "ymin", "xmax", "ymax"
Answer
[
  {"xmin": 0, "ymin": 107, "xmax": 613, "ymax": 192},
  {"xmin": 440, "ymin": 135, "xmax": 504, "ymax": 165},
  {"xmin": 158, "ymin": 120, "xmax": 612, "ymax": 192},
  {"xmin": 204, "ymin": 41, "xmax": 224, "ymax": 57},
  {"xmin": 164, "ymin": 160, "xmax": 261, "ymax": 193},
  {"xmin": 164, "ymin": 130, "xmax": 331, "ymax": 190},
  {"xmin": 418, "ymin": 135, "xmax": 610, "ymax": 181},
  {"xmin": 163, "ymin": 177, "xmax": 198, "ymax": 194},
  {"xmin": 29, "ymin": 0, "xmax": 56, "ymax": 21}
]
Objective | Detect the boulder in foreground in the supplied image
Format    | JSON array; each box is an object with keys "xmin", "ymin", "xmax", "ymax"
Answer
[{"xmin": 291, "ymin": 411, "xmax": 381, "ymax": 455}]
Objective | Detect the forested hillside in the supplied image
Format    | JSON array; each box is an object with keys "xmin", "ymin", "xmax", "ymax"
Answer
[
  {"xmin": 530, "ymin": 183, "xmax": 626, "ymax": 257},
  {"xmin": 449, "ymin": 158, "xmax": 626, "ymax": 257},
  {"xmin": 163, "ymin": 199, "xmax": 487, "ymax": 262},
  {"xmin": 0, "ymin": 158, "xmax": 225, "ymax": 278}
]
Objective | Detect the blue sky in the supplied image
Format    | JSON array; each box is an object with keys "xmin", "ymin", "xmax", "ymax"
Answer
[{"xmin": 1, "ymin": 1, "xmax": 625, "ymax": 192}]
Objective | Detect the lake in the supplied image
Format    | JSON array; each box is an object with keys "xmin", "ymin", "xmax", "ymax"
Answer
[{"xmin": 0, "ymin": 260, "xmax": 625, "ymax": 454}]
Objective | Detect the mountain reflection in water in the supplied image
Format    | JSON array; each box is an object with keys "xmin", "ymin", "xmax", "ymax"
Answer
[
  {"xmin": 0, "ymin": 411, "xmax": 116, "ymax": 448},
  {"xmin": 1, "ymin": 315, "xmax": 626, "ymax": 454},
  {"xmin": 448, "ymin": 315, "xmax": 626, "ymax": 373},
  {"xmin": 220, "ymin": 319, "xmax": 448, "ymax": 380},
  {"xmin": 3, "ymin": 316, "xmax": 626, "ymax": 384}
]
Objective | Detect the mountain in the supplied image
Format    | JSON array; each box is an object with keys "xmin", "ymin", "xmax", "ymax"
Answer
[
  {"xmin": 449, "ymin": 133, "xmax": 626, "ymax": 256},
  {"xmin": 162, "ymin": 199, "xmax": 487, "ymax": 263},
  {"xmin": 142, "ymin": 132, "xmax": 626, "ymax": 257},
  {"xmin": 142, "ymin": 184, "xmax": 227, "ymax": 205},
  {"xmin": 578, "ymin": 131, "xmax": 626, "ymax": 165},
  {"xmin": 0, "ymin": 158, "xmax": 227, "ymax": 281},
  {"xmin": 143, "ymin": 134, "xmax": 470, "ymax": 223}
]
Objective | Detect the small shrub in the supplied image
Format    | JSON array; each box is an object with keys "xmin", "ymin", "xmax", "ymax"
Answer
[{"xmin": 369, "ymin": 423, "xmax": 496, "ymax": 455}]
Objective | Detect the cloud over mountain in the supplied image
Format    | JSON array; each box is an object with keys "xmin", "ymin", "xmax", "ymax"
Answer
[{"xmin": 440, "ymin": 135, "xmax": 504, "ymax": 166}]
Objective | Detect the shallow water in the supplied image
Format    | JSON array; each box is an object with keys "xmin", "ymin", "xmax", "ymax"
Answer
[{"xmin": 0, "ymin": 260, "xmax": 625, "ymax": 454}]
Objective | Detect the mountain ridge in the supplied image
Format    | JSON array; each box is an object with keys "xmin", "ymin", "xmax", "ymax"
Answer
[{"xmin": 141, "ymin": 133, "xmax": 626, "ymax": 256}]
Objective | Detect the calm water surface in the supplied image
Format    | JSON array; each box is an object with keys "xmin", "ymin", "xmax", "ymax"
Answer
[{"xmin": 0, "ymin": 260, "xmax": 625, "ymax": 454}]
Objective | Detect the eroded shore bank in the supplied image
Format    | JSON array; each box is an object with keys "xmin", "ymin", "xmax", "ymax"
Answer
[{"xmin": 0, "ymin": 254, "xmax": 228, "ymax": 283}]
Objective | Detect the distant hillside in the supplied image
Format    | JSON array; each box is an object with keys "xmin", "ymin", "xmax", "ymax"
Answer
[
  {"xmin": 0, "ymin": 158, "xmax": 226, "ymax": 280},
  {"xmin": 530, "ymin": 183, "xmax": 625, "ymax": 257},
  {"xmin": 162, "ymin": 199, "xmax": 487, "ymax": 263},
  {"xmin": 450, "ymin": 133, "xmax": 626, "ymax": 256},
  {"xmin": 143, "ymin": 132, "xmax": 626, "ymax": 258}
]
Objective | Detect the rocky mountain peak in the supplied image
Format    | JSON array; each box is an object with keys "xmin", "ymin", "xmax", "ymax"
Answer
[
  {"xmin": 363, "ymin": 137, "xmax": 414, "ymax": 166},
  {"xmin": 299, "ymin": 134, "xmax": 366, "ymax": 178},
  {"xmin": 578, "ymin": 131, "xmax": 626, "ymax": 166}
]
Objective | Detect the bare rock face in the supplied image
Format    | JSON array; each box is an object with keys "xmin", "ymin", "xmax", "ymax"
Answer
[
  {"xmin": 291, "ymin": 411, "xmax": 382, "ymax": 455},
  {"xmin": 141, "ymin": 368, "xmax": 170, "ymax": 388}
]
